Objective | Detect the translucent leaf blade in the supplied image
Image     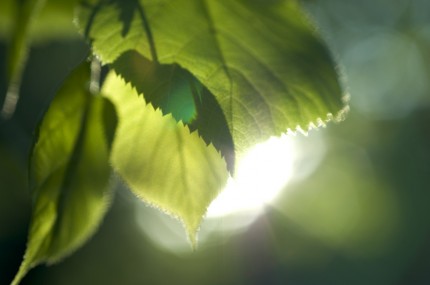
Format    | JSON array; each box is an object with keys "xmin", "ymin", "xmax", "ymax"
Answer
[
  {"xmin": 12, "ymin": 62, "xmax": 117, "ymax": 285},
  {"xmin": 112, "ymin": 50, "xmax": 235, "ymax": 172},
  {"xmin": 112, "ymin": 50, "xmax": 198, "ymax": 123},
  {"xmin": 77, "ymin": 0, "xmax": 348, "ymax": 157},
  {"xmin": 101, "ymin": 72, "xmax": 229, "ymax": 246}
]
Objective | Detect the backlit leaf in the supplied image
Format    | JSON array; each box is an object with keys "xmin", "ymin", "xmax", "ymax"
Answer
[
  {"xmin": 77, "ymin": 0, "xmax": 348, "ymax": 158},
  {"xmin": 101, "ymin": 71, "xmax": 229, "ymax": 246},
  {"xmin": 12, "ymin": 62, "xmax": 117, "ymax": 285},
  {"xmin": 112, "ymin": 50, "xmax": 197, "ymax": 123},
  {"xmin": 113, "ymin": 50, "xmax": 235, "ymax": 172}
]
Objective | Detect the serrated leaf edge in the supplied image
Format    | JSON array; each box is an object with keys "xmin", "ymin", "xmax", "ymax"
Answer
[
  {"xmin": 285, "ymin": 93, "xmax": 350, "ymax": 137},
  {"xmin": 104, "ymin": 74, "xmax": 229, "ymax": 248}
]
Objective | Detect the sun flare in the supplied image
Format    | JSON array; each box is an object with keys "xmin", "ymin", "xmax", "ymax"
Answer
[
  {"xmin": 135, "ymin": 133, "xmax": 327, "ymax": 252},
  {"xmin": 207, "ymin": 135, "xmax": 296, "ymax": 218}
]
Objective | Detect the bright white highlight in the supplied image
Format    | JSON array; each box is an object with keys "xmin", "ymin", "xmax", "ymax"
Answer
[
  {"xmin": 134, "ymin": 133, "xmax": 327, "ymax": 253},
  {"xmin": 207, "ymin": 135, "xmax": 296, "ymax": 218}
]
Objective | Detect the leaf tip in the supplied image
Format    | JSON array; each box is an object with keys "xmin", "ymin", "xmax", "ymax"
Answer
[
  {"xmin": 186, "ymin": 229, "xmax": 199, "ymax": 251},
  {"xmin": 10, "ymin": 262, "xmax": 29, "ymax": 285}
]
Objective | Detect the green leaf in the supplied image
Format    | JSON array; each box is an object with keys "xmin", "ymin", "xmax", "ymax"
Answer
[
  {"xmin": 0, "ymin": 0, "xmax": 81, "ymax": 41},
  {"xmin": 77, "ymin": 0, "xmax": 348, "ymax": 158},
  {"xmin": 0, "ymin": 0, "xmax": 14, "ymax": 39},
  {"xmin": 112, "ymin": 50, "xmax": 235, "ymax": 172},
  {"xmin": 12, "ymin": 62, "xmax": 117, "ymax": 285},
  {"xmin": 101, "ymin": 71, "xmax": 229, "ymax": 246},
  {"xmin": 2, "ymin": 0, "xmax": 81, "ymax": 119},
  {"xmin": 112, "ymin": 50, "xmax": 197, "ymax": 123},
  {"xmin": 2, "ymin": 0, "xmax": 46, "ymax": 119},
  {"xmin": 28, "ymin": 0, "xmax": 81, "ymax": 42},
  {"xmin": 189, "ymin": 84, "xmax": 236, "ymax": 173}
]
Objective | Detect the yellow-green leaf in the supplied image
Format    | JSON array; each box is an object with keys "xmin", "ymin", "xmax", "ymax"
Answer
[
  {"xmin": 12, "ymin": 62, "xmax": 117, "ymax": 285},
  {"xmin": 101, "ymin": 71, "xmax": 229, "ymax": 246},
  {"xmin": 112, "ymin": 50, "xmax": 235, "ymax": 172},
  {"xmin": 77, "ymin": 0, "xmax": 348, "ymax": 158},
  {"xmin": 112, "ymin": 50, "xmax": 198, "ymax": 123}
]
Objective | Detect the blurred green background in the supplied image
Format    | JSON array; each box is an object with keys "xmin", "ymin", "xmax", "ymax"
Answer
[{"xmin": 1, "ymin": 0, "xmax": 430, "ymax": 284}]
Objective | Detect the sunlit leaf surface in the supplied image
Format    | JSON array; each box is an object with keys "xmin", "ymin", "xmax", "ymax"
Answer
[
  {"xmin": 112, "ymin": 50, "xmax": 198, "ymax": 123},
  {"xmin": 78, "ymin": 0, "xmax": 347, "ymax": 157},
  {"xmin": 113, "ymin": 50, "xmax": 235, "ymax": 172},
  {"xmin": 12, "ymin": 62, "xmax": 117, "ymax": 285},
  {"xmin": 101, "ymin": 72, "xmax": 229, "ymax": 246}
]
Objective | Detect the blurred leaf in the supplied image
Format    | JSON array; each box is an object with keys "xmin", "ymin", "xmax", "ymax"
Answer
[
  {"xmin": 101, "ymin": 71, "xmax": 229, "ymax": 246},
  {"xmin": 2, "ymin": 0, "xmax": 82, "ymax": 119},
  {"xmin": 77, "ymin": 0, "xmax": 347, "ymax": 158},
  {"xmin": 12, "ymin": 62, "xmax": 117, "ymax": 285},
  {"xmin": 275, "ymin": 140, "xmax": 399, "ymax": 257},
  {"xmin": 113, "ymin": 50, "xmax": 235, "ymax": 172},
  {"xmin": 29, "ymin": 0, "xmax": 81, "ymax": 42},
  {"xmin": 0, "ymin": 0, "xmax": 14, "ymax": 39},
  {"xmin": 0, "ymin": 0, "xmax": 80, "ymax": 41},
  {"xmin": 2, "ymin": 0, "xmax": 46, "ymax": 119}
]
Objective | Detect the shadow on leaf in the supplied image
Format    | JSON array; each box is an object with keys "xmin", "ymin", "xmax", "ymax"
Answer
[
  {"xmin": 82, "ymin": 0, "xmax": 158, "ymax": 60},
  {"xmin": 112, "ymin": 50, "xmax": 235, "ymax": 172}
]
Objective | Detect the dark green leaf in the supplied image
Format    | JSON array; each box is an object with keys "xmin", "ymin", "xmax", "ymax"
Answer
[
  {"xmin": 11, "ymin": 62, "xmax": 117, "ymax": 285},
  {"xmin": 189, "ymin": 82, "xmax": 235, "ymax": 173},
  {"xmin": 0, "ymin": 0, "xmax": 14, "ymax": 39},
  {"xmin": 2, "ymin": 0, "xmax": 81, "ymax": 119},
  {"xmin": 2, "ymin": 0, "xmax": 46, "ymax": 119}
]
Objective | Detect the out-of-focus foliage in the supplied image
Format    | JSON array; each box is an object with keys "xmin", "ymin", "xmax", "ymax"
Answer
[
  {"xmin": 0, "ymin": 0, "xmax": 80, "ymax": 41},
  {"xmin": 1, "ymin": 0, "xmax": 81, "ymax": 119},
  {"xmin": 3, "ymin": 0, "xmax": 48, "ymax": 121},
  {"xmin": 12, "ymin": 62, "xmax": 117, "ymax": 285},
  {"xmin": 304, "ymin": 0, "xmax": 430, "ymax": 119}
]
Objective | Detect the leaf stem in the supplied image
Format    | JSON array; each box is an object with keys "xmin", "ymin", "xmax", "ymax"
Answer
[
  {"xmin": 1, "ymin": 84, "xmax": 20, "ymax": 120},
  {"xmin": 1, "ymin": 0, "xmax": 47, "ymax": 120},
  {"xmin": 89, "ymin": 57, "xmax": 101, "ymax": 95}
]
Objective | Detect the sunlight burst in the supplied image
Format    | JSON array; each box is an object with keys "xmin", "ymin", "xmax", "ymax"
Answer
[{"xmin": 207, "ymin": 135, "xmax": 296, "ymax": 218}]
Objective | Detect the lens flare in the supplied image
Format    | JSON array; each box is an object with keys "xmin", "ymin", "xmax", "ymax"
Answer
[
  {"xmin": 134, "ymin": 133, "xmax": 327, "ymax": 252},
  {"xmin": 207, "ymin": 135, "xmax": 296, "ymax": 218}
]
